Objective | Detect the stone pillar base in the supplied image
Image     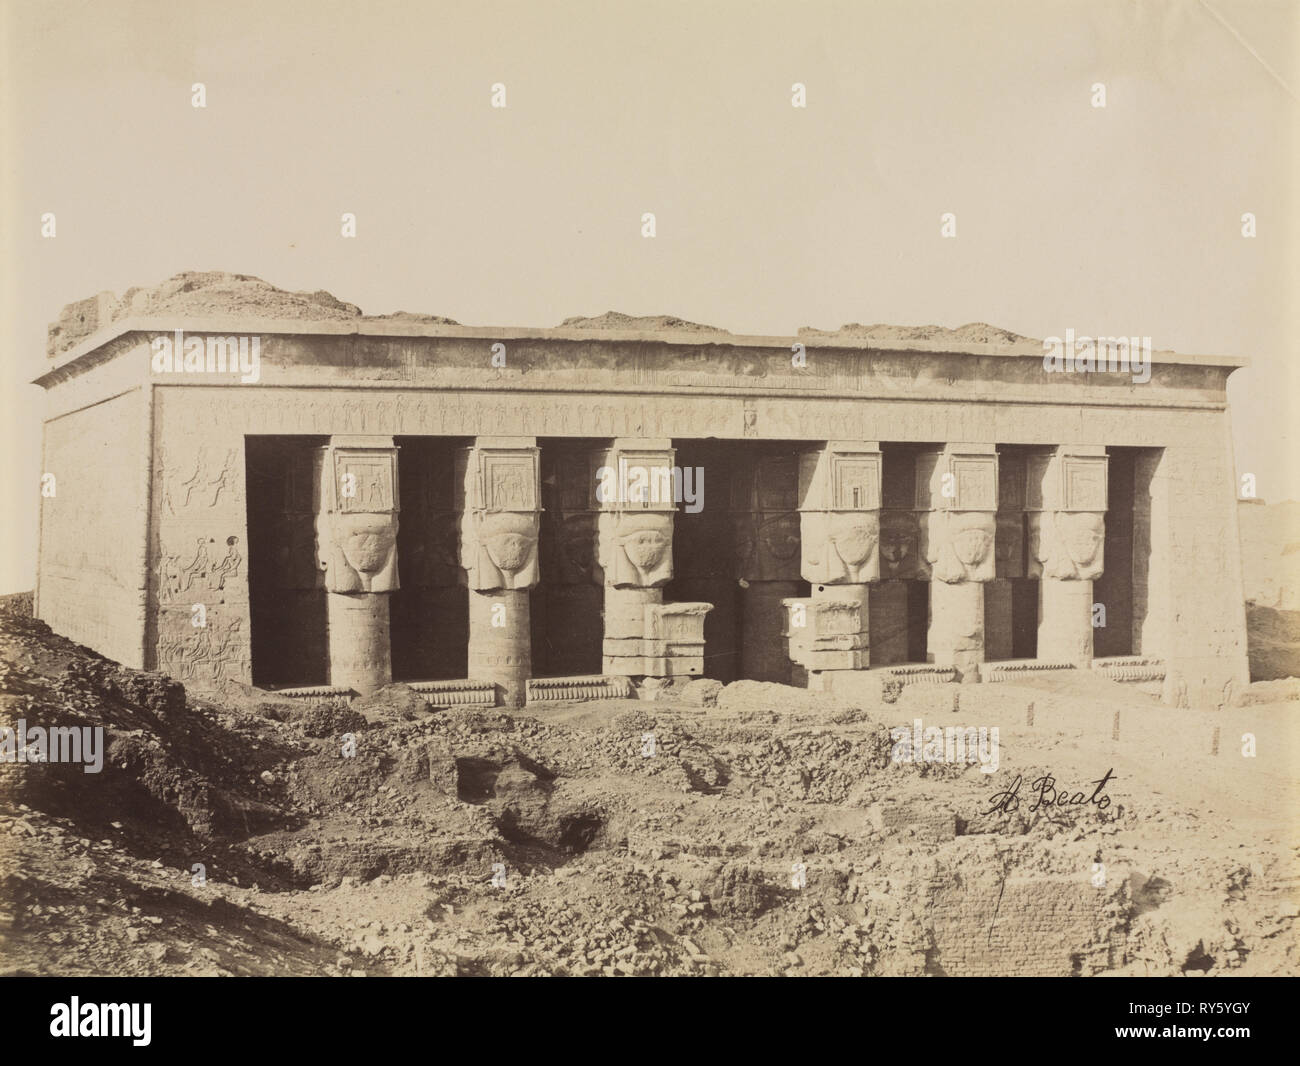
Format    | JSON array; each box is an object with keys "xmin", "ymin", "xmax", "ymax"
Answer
[
  {"xmin": 468, "ymin": 588, "xmax": 530, "ymax": 707},
  {"xmin": 983, "ymin": 578, "xmax": 1014, "ymax": 662},
  {"xmin": 928, "ymin": 580, "xmax": 984, "ymax": 681},
  {"xmin": 326, "ymin": 591, "xmax": 391, "ymax": 695},
  {"xmin": 1038, "ymin": 577, "xmax": 1094, "ymax": 665}
]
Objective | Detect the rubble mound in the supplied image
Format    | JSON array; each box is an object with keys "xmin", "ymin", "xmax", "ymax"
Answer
[
  {"xmin": 2, "ymin": 591, "xmax": 1296, "ymax": 977},
  {"xmin": 558, "ymin": 311, "xmax": 728, "ymax": 333},
  {"xmin": 798, "ymin": 322, "xmax": 1038, "ymax": 345},
  {"xmin": 47, "ymin": 272, "xmax": 462, "ymax": 357}
]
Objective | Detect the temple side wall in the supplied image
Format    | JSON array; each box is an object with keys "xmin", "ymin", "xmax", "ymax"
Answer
[
  {"xmin": 36, "ymin": 387, "xmax": 148, "ymax": 667},
  {"xmin": 1157, "ymin": 411, "xmax": 1250, "ymax": 707}
]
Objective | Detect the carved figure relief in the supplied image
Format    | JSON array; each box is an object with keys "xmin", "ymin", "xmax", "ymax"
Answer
[
  {"xmin": 800, "ymin": 511, "xmax": 880, "ymax": 584},
  {"xmin": 1028, "ymin": 511, "xmax": 1105, "ymax": 581},
  {"xmin": 879, "ymin": 510, "xmax": 925, "ymax": 580},
  {"xmin": 460, "ymin": 511, "xmax": 540, "ymax": 591},
  {"xmin": 317, "ymin": 512, "xmax": 400, "ymax": 592},
  {"xmin": 925, "ymin": 510, "xmax": 995, "ymax": 584},
  {"xmin": 597, "ymin": 511, "xmax": 673, "ymax": 588}
]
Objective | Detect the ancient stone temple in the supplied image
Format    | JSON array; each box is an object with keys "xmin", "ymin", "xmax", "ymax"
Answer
[{"xmin": 34, "ymin": 275, "xmax": 1249, "ymax": 709}]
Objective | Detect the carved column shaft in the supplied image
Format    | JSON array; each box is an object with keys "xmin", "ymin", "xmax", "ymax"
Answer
[
  {"xmin": 1027, "ymin": 445, "xmax": 1108, "ymax": 666},
  {"xmin": 314, "ymin": 435, "xmax": 400, "ymax": 695}
]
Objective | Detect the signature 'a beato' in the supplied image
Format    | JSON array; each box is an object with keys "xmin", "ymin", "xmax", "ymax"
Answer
[{"xmin": 983, "ymin": 768, "xmax": 1116, "ymax": 816}]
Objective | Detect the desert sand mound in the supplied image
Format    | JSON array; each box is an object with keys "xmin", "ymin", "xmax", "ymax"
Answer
[{"xmin": 1, "ymin": 592, "xmax": 1296, "ymax": 976}]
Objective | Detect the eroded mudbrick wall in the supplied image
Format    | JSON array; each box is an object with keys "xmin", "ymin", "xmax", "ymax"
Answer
[{"xmin": 926, "ymin": 868, "xmax": 1129, "ymax": 977}]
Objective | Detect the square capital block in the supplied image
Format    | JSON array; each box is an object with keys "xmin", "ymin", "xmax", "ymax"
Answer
[
  {"xmin": 315, "ymin": 438, "xmax": 399, "ymax": 516},
  {"xmin": 782, "ymin": 597, "xmax": 866, "ymax": 640},
  {"xmin": 916, "ymin": 444, "xmax": 998, "ymax": 512},
  {"xmin": 1026, "ymin": 446, "xmax": 1108, "ymax": 513},
  {"xmin": 644, "ymin": 601, "xmax": 712, "ymax": 643},
  {"xmin": 798, "ymin": 442, "xmax": 882, "ymax": 511},
  {"xmin": 455, "ymin": 445, "xmax": 541, "ymax": 514},
  {"xmin": 591, "ymin": 441, "xmax": 677, "ymax": 512}
]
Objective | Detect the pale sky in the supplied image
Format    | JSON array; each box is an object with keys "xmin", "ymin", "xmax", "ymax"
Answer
[{"xmin": 2, "ymin": 0, "xmax": 1296, "ymax": 594}]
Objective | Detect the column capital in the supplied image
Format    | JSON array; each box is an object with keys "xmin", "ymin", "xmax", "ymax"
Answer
[
  {"xmin": 455, "ymin": 439, "xmax": 541, "ymax": 591},
  {"xmin": 916, "ymin": 444, "xmax": 997, "ymax": 584},
  {"xmin": 313, "ymin": 437, "xmax": 400, "ymax": 594},
  {"xmin": 798, "ymin": 441, "xmax": 882, "ymax": 584},
  {"xmin": 1026, "ymin": 446, "xmax": 1108, "ymax": 580}
]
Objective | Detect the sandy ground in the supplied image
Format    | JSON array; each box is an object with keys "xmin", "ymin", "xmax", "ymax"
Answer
[{"xmin": 1, "ymin": 593, "xmax": 1295, "ymax": 977}]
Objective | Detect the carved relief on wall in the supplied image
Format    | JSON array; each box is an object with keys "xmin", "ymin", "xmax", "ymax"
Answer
[
  {"xmin": 995, "ymin": 513, "xmax": 1025, "ymax": 579},
  {"xmin": 542, "ymin": 511, "xmax": 596, "ymax": 584},
  {"xmin": 159, "ymin": 444, "xmax": 240, "ymax": 516},
  {"xmin": 156, "ymin": 613, "xmax": 245, "ymax": 684},
  {"xmin": 754, "ymin": 512, "xmax": 802, "ymax": 581},
  {"xmin": 800, "ymin": 511, "xmax": 880, "ymax": 584},
  {"xmin": 597, "ymin": 511, "xmax": 674, "ymax": 588},
  {"xmin": 1027, "ymin": 511, "xmax": 1105, "ymax": 581},
  {"xmin": 924, "ymin": 510, "xmax": 996, "ymax": 584},
  {"xmin": 157, "ymin": 535, "xmax": 244, "ymax": 602},
  {"xmin": 879, "ymin": 509, "xmax": 926, "ymax": 580}
]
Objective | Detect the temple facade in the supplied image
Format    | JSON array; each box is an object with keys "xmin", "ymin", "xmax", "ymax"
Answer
[{"xmin": 33, "ymin": 293, "xmax": 1250, "ymax": 709}]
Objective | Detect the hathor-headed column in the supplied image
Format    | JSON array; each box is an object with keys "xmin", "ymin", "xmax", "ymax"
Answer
[
  {"xmin": 784, "ymin": 442, "xmax": 881, "ymax": 685},
  {"xmin": 456, "ymin": 437, "xmax": 541, "ymax": 707},
  {"xmin": 314, "ymin": 436, "xmax": 400, "ymax": 695},
  {"xmin": 595, "ymin": 439, "xmax": 710, "ymax": 678},
  {"xmin": 1027, "ymin": 445, "xmax": 1108, "ymax": 665},
  {"xmin": 917, "ymin": 443, "xmax": 997, "ymax": 681},
  {"xmin": 985, "ymin": 450, "xmax": 1027, "ymax": 662}
]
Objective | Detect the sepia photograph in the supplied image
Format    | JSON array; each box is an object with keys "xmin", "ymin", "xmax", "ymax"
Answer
[{"xmin": 0, "ymin": 0, "xmax": 1296, "ymax": 1034}]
